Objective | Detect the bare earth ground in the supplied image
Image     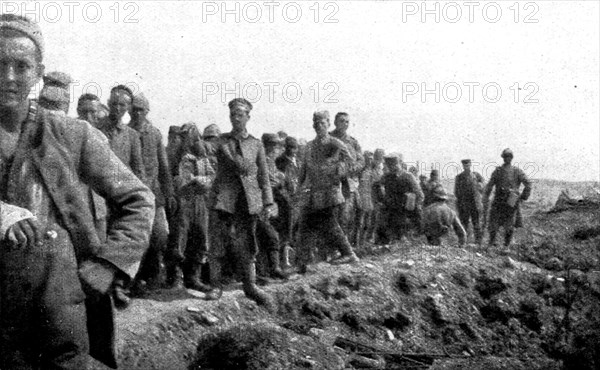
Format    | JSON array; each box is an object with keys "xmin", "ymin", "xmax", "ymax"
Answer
[{"xmin": 96, "ymin": 180, "xmax": 600, "ymax": 370}]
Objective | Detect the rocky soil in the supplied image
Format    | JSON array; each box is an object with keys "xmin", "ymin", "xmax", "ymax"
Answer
[{"xmin": 95, "ymin": 181, "xmax": 600, "ymax": 370}]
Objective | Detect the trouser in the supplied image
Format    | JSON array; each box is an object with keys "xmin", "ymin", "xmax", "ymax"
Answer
[
  {"xmin": 166, "ymin": 198, "xmax": 209, "ymax": 267},
  {"xmin": 135, "ymin": 206, "xmax": 169, "ymax": 285},
  {"xmin": 297, "ymin": 206, "xmax": 355, "ymax": 267},
  {"xmin": 354, "ymin": 208, "xmax": 373, "ymax": 249},
  {"xmin": 458, "ymin": 203, "xmax": 482, "ymax": 243},
  {"xmin": 488, "ymin": 203, "xmax": 517, "ymax": 246},
  {"xmin": 208, "ymin": 210, "xmax": 259, "ymax": 288},
  {"xmin": 376, "ymin": 207, "xmax": 408, "ymax": 245},
  {"xmin": 336, "ymin": 192, "xmax": 361, "ymax": 242},
  {"xmin": 0, "ymin": 231, "xmax": 90, "ymax": 370},
  {"xmin": 255, "ymin": 218, "xmax": 280, "ymax": 276}
]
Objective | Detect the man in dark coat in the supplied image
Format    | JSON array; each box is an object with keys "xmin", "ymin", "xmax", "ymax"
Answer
[
  {"xmin": 0, "ymin": 15, "xmax": 154, "ymax": 369},
  {"xmin": 129, "ymin": 92, "xmax": 176, "ymax": 292},
  {"xmin": 208, "ymin": 98, "xmax": 276, "ymax": 308},
  {"xmin": 422, "ymin": 185, "xmax": 466, "ymax": 246},
  {"xmin": 483, "ymin": 148, "xmax": 532, "ymax": 247},
  {"xmin": 454, "ymin": 159, "xmax": 485, "ymax": 244},
  {"xmin": 374, "ymin": 153, "xmax": 424, "ymax": 245}
]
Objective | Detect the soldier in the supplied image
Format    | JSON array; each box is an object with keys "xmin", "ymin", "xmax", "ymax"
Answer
[
  {"xmin": 483, "ymin": 148, "xmax": 532, "ymax": 247},
  {"xmin": 256, "ymin": 133, "xmax": 289, "ymax": 280},
  {"xmin": 374, "ymin": 153, "xmax": 424, "ymax": 245},
  {"xmin": 77, "ymin": 93, "xmax": 103, "ymax": 128},
  {"xmin": 207, "ymin": 98, "xmax": 276, "ymax": 308},
  {"xmin": 0, "ymin": 15, "xmax": 154, "ymax": 368},
  {"xmin": 296, "ymin": 110, "xmax": 360, "ymax": 272},
  {"xmin": 97, "ymin": 85, "xmax": 145, "ymax": 182},
  {"xmin": 454, "ymin": 159, "xmax": 485, "ymax": 244},
  {"xmin": 356, "ymin": 151, "xmax": 377, "ymax": 248},
  {"xmin": 423, "ymin": 169, "xmax": 442, "ymax": 207},
  {"xmin": 38, "ymin": 71, "xmax": 72, "ymax": 114},
  {"xmin": 129, "ymin": 93, "xmax": 176, "ymax": 293},
  {"xmin": 167, "ymin": 125, "xmax": 183, "ymax": 177},
  {"xmin": 330, "ymin": 112, "xmax": 365, "ymax": 245},
  {"xmin": 422, "ymin": 185, "xmax": 466, "ymax": 246}
]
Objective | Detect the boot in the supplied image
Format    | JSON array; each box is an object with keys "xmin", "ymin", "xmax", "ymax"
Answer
[
  {"xmin": 184, "ymin": 262, "xmax": 212, "ymax": 292},
  {"xmin": 504, "ymin": 230, "xmax": 514, "ymax": 247},
  {"xmin": 165, "ymin": 264, "xmax": 184, "ymax": 289},
  {"xmin": 242, "ymin": 261, "xmax": 275, "ymax": 311},
  {"xmin": 206, "ymin": 258, "xmax": 223, "ymax": 301},
  {"xmin": 488, "ymin": 230, "xmax": 498, "ymax": 248},
  {"xmin": 269, "ymin": 250, "xmax": 290, "ymax": 280}
]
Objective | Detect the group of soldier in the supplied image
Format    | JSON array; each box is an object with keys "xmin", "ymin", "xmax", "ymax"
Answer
[{"xmin": 0, "ymin": 15, "xmax": 533, "ymax": 370}]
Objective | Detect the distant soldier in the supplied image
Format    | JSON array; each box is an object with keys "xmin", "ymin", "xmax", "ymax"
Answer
[
  {"xmin": 129, "ymin": 93, "xmax": 176, "ymax": 293},
  {"xmin": 167, "ymin": 125, "xmax": 183, "ymax": 177},
  {"xmin": 38, "ymin": 71, "xmax": 72, "ymax": 114},
  {"xmin": 454, "ymin": 159, "xmax": 485, "ymax": 244},
  {"xmin": 423, "ymin": 169, "xmax": 442, "ymax": 207},
  {"xmin": 483, "ymin": 148, "xmax": 532, "ymax": 247},
  {"xmin": 330, "ymin": 112, "xmax": 365, "ymax": 245},
  {"xmin": 77, "ymin": 93, "xmax": 103, "ymax": 128},
  {"xmin": 275, "ymin": 136, "xmax": 302, "ymax": 250},
  {"xmin": 355, "ymin": 151, "xmax": 377, "ymax": 248},
  {"xmin": 297, "ymin": 110, "xmax": 360, "ymax": 272},
  {"xmin": 422, "ymin": 185, "xmax": 466, "ymax": 246},
  {"xmin": 208, "ymin": 98, "xmax": 276, "ymax": 307},
  {"xmin": 97, "ymin": 85, "xmax": 145, "ymax": 182},
  {"xmin": 374, "ymin": 153, "xmax": 424, "ymax": 245}
]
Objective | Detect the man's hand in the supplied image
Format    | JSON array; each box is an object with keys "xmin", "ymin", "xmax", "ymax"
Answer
[{"xmin": 6, "ymin": 218, "xmax": 43, "ymax": 248}]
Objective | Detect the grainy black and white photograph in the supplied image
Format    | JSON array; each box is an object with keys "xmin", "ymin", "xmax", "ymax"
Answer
[{"xmin": 0, "ymin": 1, "xmax": 598, "ymax": 369}]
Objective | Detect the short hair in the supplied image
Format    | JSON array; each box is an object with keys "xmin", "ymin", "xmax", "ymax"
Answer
[
  {"xmin": 0, "ymin": 14, "xmax": 43, "ymax": 62},
  {"xmin": 77, "ymin": 93, "xmax": 100, "ymax": 109},
  {"xmin": 334, "ymin": 112, "xmax": 349, "ymax": 121},
  {"xmin": 110, "ymin": 85, "xmax": 134, "ymax": 101}
]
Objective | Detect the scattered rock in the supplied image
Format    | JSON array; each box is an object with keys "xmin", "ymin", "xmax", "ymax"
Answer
[
  {"xmin": 383, "ymin": 311, "xmax": 411, "ymax": 331},
  {"xmin": 200, "ymin": 313, "xmax": 219, "ymax": 326},
  {"xmin": 475, "ymin": 273, "xmax": 507, "ymax": 300},
  {"xmin": 502, "ymin": 256, "xmax": 518, "ymax": 269},
  {"xmin": 545, "ymin": 257, "xmax": 564, "ymax": 271},
  {"xmin": 423, "ymin": 294, "xmax": 454, "ymax": 325},
  {"xmin": 308, "ymin": 328, "xmax": 324, "ymax": 337},
  {"xmin": 395, "ymin": 273, "xmax": 414, "ymax": 295},
  {"xmin": 397, "ymin": 259, "xmax": 415, "ymax": 269},
  {"xmin": 385, "ymin": 329, "xmax": 395, "ymax": 341},
  {"xmin": 348, "ymin": 354, "xmax": 386, "ymax": 369}
]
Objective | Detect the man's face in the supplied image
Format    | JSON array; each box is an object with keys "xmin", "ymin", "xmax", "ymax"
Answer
[
  {"xmin": 286, "ymin": 145, "xmax": 299, "ymax": 157},
  {"xmin": 313, "ymin": 118, "xmax": 330, "ymax": 138},
  {"xmin": 229, "ymin": 107, "xmax": 250, "ymax": 132},
  {"xmin": 108, "ymin": 90, "xmax": 132, "ymax": 120},
  {"xmin": 365, "ymin": 154, "xmax": 374, "ymax": 166},
  {"xmin": 130, "ymin": 106, "xmax": 148, "ymax": 123},
  {"xmin": 502, "ymin": 155, "xmax": 512, "ymax": 165},
  {"xmin": 334, "ymin": 114, "xmax": 349, "ymax": 133},
  {"xmin": 78, "ymin": 99, "xmax": 101, "ymax": 126},
  {"xmin": 462, "ymin": 163, "xmax": 472, "ymax": 172},
  {"xmin": 431, "ymin": 173, "xmax": 439, "ymax": 182},
  {"xmin": 168, "ymin": 134, "xmax": 182, "ymax": 148},
  {"xmin": 0, "ymin": 35, "xmax": 43, "ymax": 110}
]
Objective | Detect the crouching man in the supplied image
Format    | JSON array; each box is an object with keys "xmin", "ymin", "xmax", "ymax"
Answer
[{"xmin": 421, "ymin": 185, "xmax": 466, "ymax": 246}]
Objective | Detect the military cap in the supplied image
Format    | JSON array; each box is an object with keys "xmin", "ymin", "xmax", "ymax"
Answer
[
  {"xmin": 0, "ymin": 14, "xmax": 44, "ymax": 58},
  {"xmin": 501, "ymin": 148, "xmax": 514, "ymax": 158},
  {"xmin": 374, "ymin": 148, "xmax": 385, "ymax": 161},
  {"xmin": 384, "ymin": 152, "xmax": 403, "ymax": 165},
  {"xmin": 203, "ymin": 124, "xmax": 221, "ymax": 138},
  {"xmin": 40, "ymin": 85, "xmax": 69, "ymax": 103},
  {"xmin": 313, "ymin": 110, "xmax": 330, "ymax": 121},
  {"xmin": 430, "ymin": 169, "xmax": 439, "ymax": 176},
  {"xmin": 132, "ymin": 92, "xmax": 150, "ymax": 110},
  {"xmin": 461, "ymin": 159, "xmax": 471, "ymax": 165},
  {"xmin": 432, "ymin": 185, "xmax": 448, "ymax": 201},
  {"xmin": 228, "ymin": 98, "xmax": 253, "ymax": 112},
  {"xmin": 168, "ymin": 125, "xmax": 182, "ymax": 135},
  {"xmin": 262, "ymin": 133, "xmax": 283, "ymax": 146},
  {"xmin": 285, "ymin": 136, "xmax": 299, "ymax": 148},
  {"xmin": 43, "ymin": 71, "xmax": 72, "ymax": 89}
]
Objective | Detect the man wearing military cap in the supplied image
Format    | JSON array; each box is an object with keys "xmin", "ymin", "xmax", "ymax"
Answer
[
  {"xmin": 0, "ymin": 15, "xmax": 154, "ymax": 368},
  {"xmin": 455, "ymin": 159, "xmax": 485, "ymax": 244},
  {"xmin": 422, "ymin": 185, "xmax": 466, "ymax": 246},
  {"xmin": 423, "ymin": 169, "xmax": 442, "ymax": 207},
  {"xmin": 373, "ymin": 153, "xmax": 424, "ymax": 245},
  {"xmin": 483, "ymin": 148, "xmax": 532, "ymax": 248},
  {"xmin": 296, "ymin": 110, "xmax": 360, "ymax": 271},
  {"xmin": 129, "ymin": 92, "xmax": 176, "ymax": 293},
  {"xmin": 208, "ymin": 98, "xmax": 276, "ymax": 308},
  {"xmin": 38, "ymin": 70, "xmax": 73, "ymax": 114}
]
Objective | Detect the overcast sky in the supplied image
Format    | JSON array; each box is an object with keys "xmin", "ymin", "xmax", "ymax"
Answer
[{"xmin": 10, "ymin": 0, "xmax": 599, "ymax": 181}]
